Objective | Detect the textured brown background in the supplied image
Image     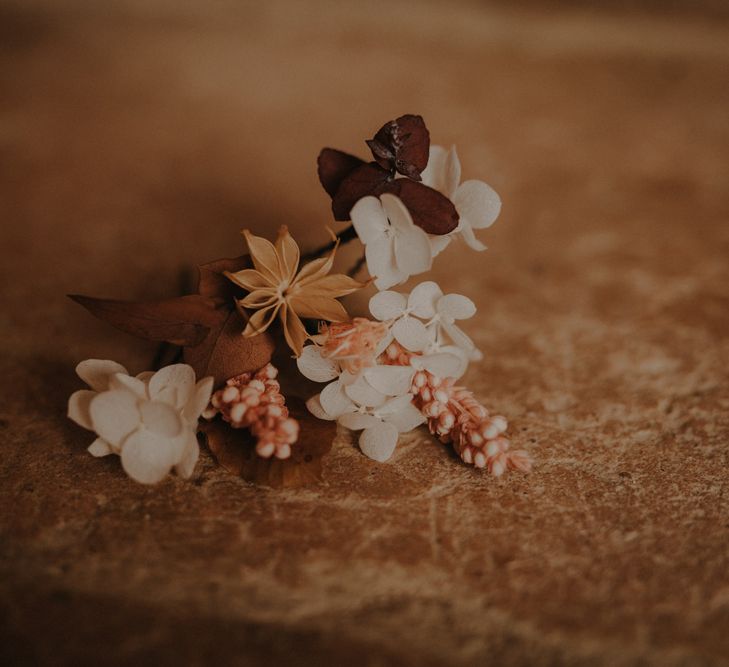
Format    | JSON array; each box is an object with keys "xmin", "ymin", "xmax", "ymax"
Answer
[{"xmin": 1, "ymin": 1, "xmax": 729, "ymax": 665}]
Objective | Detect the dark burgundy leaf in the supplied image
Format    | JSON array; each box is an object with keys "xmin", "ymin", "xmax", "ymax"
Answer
[
  {"xmin": 384, "ymin": 179, "xmax": 459, "ymax": 235},
  {"xmin": 331, "ymin": 161, "xmax": 391, "ymax": 221},
  {"xmin": 68, "ymin": 294, "xmax": 224, "ymax": 347},
  {"xmin": 368, "ymin": 114, "xmax": 430, "ymax": 180},
  {"xmin": 317, "ymin": 148, "xmax": 366, "ymax": 198},
  {"xmin": 202, "ymin": 397, "xmax": 335, "ymax": 488}
]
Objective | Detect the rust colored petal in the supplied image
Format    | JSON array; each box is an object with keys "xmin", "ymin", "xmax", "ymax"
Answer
[
  {"xmin": 317, "ymin": 148, "xmax": 366, "ymax": 198},
  {"xmin": 367, "ymin": 114, "xmax": 430, "ymax": 180},
  {"xmin": 331, "ymin": 162, "xmax": 391, "ymax": 221}
]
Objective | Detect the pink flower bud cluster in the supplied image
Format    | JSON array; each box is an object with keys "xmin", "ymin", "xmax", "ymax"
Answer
[
  {"xmin": 203, "ymin": 363, "xmax": 299, "ymax": 460},
  {"xmin": 318, "ymin": 317, "xmax": 389, "ymax": 374},
  {"xmin": 383, "ymin": 342, "xmax": 531, "ymax": 476}
]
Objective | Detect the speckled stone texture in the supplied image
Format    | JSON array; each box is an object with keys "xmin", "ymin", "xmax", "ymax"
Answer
[{"xmin": 1, "ymin": 1, "xmax": 728, "ymax": 665}]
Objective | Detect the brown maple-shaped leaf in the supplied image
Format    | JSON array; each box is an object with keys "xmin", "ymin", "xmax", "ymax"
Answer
[
  {"xmin": 366, "ymin": 114, "xmax": 429, "ymax": 180},
  {"xmin": 317, "ymin": 114, "xmax": 459, "ymax": 234},
  {"xmin": 201, "ymin": 397, "xmax": 336, "ymax": 488},
  {"xmin": 70, "ymin": 254, "xmax": 275, "ymax": 387}
]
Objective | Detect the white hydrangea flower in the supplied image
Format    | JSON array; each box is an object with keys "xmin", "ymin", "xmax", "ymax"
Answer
[
  {"xmin": 67, "ymin": 360, "xmax": 213, "ymax": 484},
  {"xmin": 350, "ymin": 193, "xmax": 432, "ymax": 290},
  {"xmin": 306, "ymin": 371, "xmax": 424, "ymax": 462},
  {"xmin": 369, "ymin": 280, "xmax": 480, "ymax": 366},
  {"xmin": 421, "ymin": 145, "xmax": 501, "ymax": 253}
]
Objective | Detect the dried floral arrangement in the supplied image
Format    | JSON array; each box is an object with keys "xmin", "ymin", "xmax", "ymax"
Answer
[{"xmin": 67, "ymin": 114, "xmax": 531, "ymax": 487}]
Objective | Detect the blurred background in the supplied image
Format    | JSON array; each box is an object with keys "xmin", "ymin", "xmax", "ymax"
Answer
[{"xmin": 1, "ymin": 1, "xmax": 728, "ymax": 665}]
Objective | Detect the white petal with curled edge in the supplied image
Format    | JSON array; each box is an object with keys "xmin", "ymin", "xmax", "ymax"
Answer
[
  {"xmin": 454, "ymin": 180, "xmax": 501, "ymax": 230},
  {"xmin": 367, "ymin": 237, "xmax": 405, "ymax": 291},
  {"xmin": 87, "ymin": 437, "xmax": 113, "ymax": 457},
  {"xmin": 394, "ymin": 226, "xmax": 432, "ymax": 277},
  {"xmin": 175, "ymin": 430, "xmax": 200, "ymax": 479},
  {"xmin": 139, "ymin": 401, "xmax": 183, "ymax": 438},
  {"xmin": 320, "ymin": 380, "xmax": 356, "ymax": 418},
  {"xmin": 364, "ymin": 365, "xmax": 415, "ymax": 396},
  {"xmin": 420, "ymin": 145, "xmax": 447, "ymax": 191},
  {"xmin": 393, "ymin": 316, "xmax": 430, "ymax": 352},
  {"xmin": 120, "ymin": 429, "xmax": 177, "ymax": 484},
  {"xmin": 149, "ymin": 364, "xmax": 195, "ymax": 409},
  {"xmin": 381, "ymin": 400, "xmax": 425, "ymax": 433},
  {"xmin": 68, "ymin": 389, "xmax": 96, "ymax": 430},
  {"xmin": 136, "ymin": 371, "xmax": 155, "ymax": 383},
  {"xmin": 428, "ymin": 233, "xmax": 451, "ymax": 258},
  {"xmin": 419, "ymin": 352, "xmax": 464, "ymax": 379},
  {"xmin": 76, "ymin": 359, "xmax": 128, "ymax": 392},
  {"xmin": 297, "ymin": 345, "xmax": 339, "ymax": 382},
  {"xmin": 438, "ymin": 293, "xmax": 476, "ymax": 321},
  {"xmin": 306, "ymin": 394, "xmax": 334, "ymax": 420},
  {"xmin": 442, "ymin": 320, "xmax": 479, "ymax": 358},
  {"xmin": 459, "ymin": 222, "xmax": 487, "ymax": 251},
  {"xmin": 369, "ymin": 290, "xmax": 407, "ymax": 321},
  {"xmin": 344, "ymin": 376, "xmax": 387, "ymax": 408},
  {"xmin": 109, "ymin": 373, "xmax": 147, "ymax": 399},
  {"xmin": 438, "ymin": 345, "xmax": 470, "ymax": 377},
  {"xmin": 375, "ymin": 329, "xmax": 394, "ymax": 356},
  {"xmin": 407, "ymin": 281, "xmax": 443, "ymax": 319},
  {"xmin": 351, "ymin": 196, "xmax": 389, "ymax": 244},
  {"xmin": 381, "ymin": 193, "xmax": 413, "ymax": 234},
  {"xmin": 89, "ymin": 390, "xmax": 140, "ymax": 447},
  {"xmin": 443, "ymin": 145, "xmax": 463, "ymax": 198},
  {"xmin": 339, "ymin": 412, "xmax": 380, "ymax": 431},
  {"xmin": 359, "ymin": 422, "xmax": 399, "ymax": 462},
  {"xmin": 183, "ymin": 377, "xmax": 214, "ymax": 424}
]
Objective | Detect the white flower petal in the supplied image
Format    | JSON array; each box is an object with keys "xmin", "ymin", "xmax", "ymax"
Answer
[
  {"xmin": 320, "ymin": 380, "xmax": 356, "ymax": 418},
  {"xmin": 120, "ymin": 429, "xmax": 177, "ymax": 485},
  {"xmin": 174, "ymin": 430, "xmax": 200, "ymax": 479},
  {"xmin": 359, "ymin": 422, "xmax": 399, "ymax": 462},
  {"xmin": 364, "ymin": 365, "xmax": 415, "ymax": 396},
  {"xmin": 297, "ymin": 345, "xmax": 339, "ymax": 382},
  {"xmin": 68, "ymin": 389, "xmax": 96, "ymax": 430},
  {"xmin": 109, "ymin": 373, "xmax": 148, "ymax": 399},
  {"xmin": 375, "ymin": 329, "xmax": 394, "ymax": 356},
  {"xmin": 76, "ymin": 359, "xmax": 128, "ymax": 392},
  {"xmin": 442, "ymin": 320, "xmax": 479, "ymax": 358},
  {"xmin": 454, "ymin": 180, "xmax": 501, "ymax": 230},
  {"xmin": 366, "ymin": 235, "xmax": 405, "ymax": 291},
  {"xmin": 369, "ymin": 290, "xmax": 407, "ymax": 321},
  {"xmin": 437, "ymin": 294, "xmax": 476, "ymax": 321},
  {"xmin": 393, "ymin": 316, "xmax": 430, "ymax": 352},
  {"xmin": 428, "ymin": 233, "xmax": 451, "ymax": 258},
  {"xmin": 380, "ymin": 193, "xmax": 413, "ymax": 234},
  {"xmin": 306, "ymin": 394, "xmax": 335, "ymax": 420},
  {"xmin": 344, "ymin": 376, "xmax": 387, "ymax": 408},
  {"xmin": 394, "ymin": 226, "xmax": 432, "ymax": 277},
  {"xmin": 407, "ymin": 281, "xmax": 443, "ymax": 319},
  {"xmin": 339, "ymin": 413, "xmax": 381, "ymax": 431},
  {"xmin": 438, "ymin": 345, "xmax": 470, "ymax": 378},
  {"xmin": 136, "ymin": 371, "xmax": 155, "ymax": 383},
  {"xmin": 351, "ymin": 196, "xmax": 389, "ymax": 244},
  {"xmin": 149, "ymin": 364, "xmax": 195, "ymax": 409},
  {"xmin": 87, "ymin": 437, "xmax": 113, "ymax": 457},
  {"xmin": 459, "ymin": 223, "xmax": 487, "ymax": 251},
  {"xmin": 139, "ymin": 401, "xmax": 183, "ymax": 438},
  {"xmin": 183, "ymin": 377, "xmax": 214, "ymax": 424},
  {"xmin": 421, "ymin": 145, "xmax": 461, "ymax": 197},
  {"xmin": 381, "ymin": 400, "xmax": 425, "ymax": 433},
  {"xmin": 418, "ymin": 352, "xmax": 464, "ymax": 379},
  {"xmin": 89, "ymin": 390, "xmax": 140, "ymax": 447}
]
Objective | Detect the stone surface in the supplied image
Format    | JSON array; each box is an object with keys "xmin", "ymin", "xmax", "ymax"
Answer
[{"xmin": 1, "ymin": 1, "xmax": 729, "ymax": 664}]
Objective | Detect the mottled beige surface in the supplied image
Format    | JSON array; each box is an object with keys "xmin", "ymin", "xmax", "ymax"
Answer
[{"xmin": 1, "ymin": 1, "xmax": 729, "ymax": 665}]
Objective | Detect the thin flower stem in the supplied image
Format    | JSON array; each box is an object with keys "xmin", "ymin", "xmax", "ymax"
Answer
[
  {"xmin": 347, "ymin": 253, "xmax": 367, "ymax": 278},
  {"xmin": 301, "ymin": 225, "xmax": 359, "ymax": 263}
]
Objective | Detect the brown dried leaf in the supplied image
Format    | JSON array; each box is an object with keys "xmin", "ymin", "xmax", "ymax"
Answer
[
  {"xmin": 384, "ymin": 178, "xmax": 459, "ymax": 235},
  {"xmin": 317, "ymin": 148, "xmax": 366, "ymax": 198},
  {"xmin": 68, "ymin": 294, "xmax": 224, "ymax": 347},
  {"xmin": 367, "ymin": 114, "xmax": 430, "ymax": 180},
  {"xmin": 197, "ymin": 255, "xmax": 251, "ymax": 303},
  {"xmin": 331, "ymin": 162, "xmax": 390, "ymax": 221},
  {"xmin": 201, "ymin": 397, "xmax": 336, "ymax": 488}
]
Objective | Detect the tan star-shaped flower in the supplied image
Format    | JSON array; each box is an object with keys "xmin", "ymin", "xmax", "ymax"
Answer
[{"xmin": 225, "ymin": 226, "xmax": 364, "ymax": 356}]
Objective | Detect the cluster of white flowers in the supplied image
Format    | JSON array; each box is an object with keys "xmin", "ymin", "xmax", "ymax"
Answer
[
  {"xmin": 67, "ymin": 360, "xmax": 213, "ymax": 484},
  {"xmin": 298, "ymin": 281, "xmax": 479, "ymax": 462},
  {"xmin": 351, "ymin": 145, "xmax": 501, "ymax": 289}
]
